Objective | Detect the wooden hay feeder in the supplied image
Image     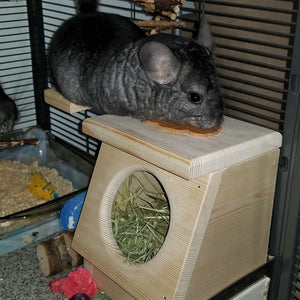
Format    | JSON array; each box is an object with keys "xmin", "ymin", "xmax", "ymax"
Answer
[{"xmin": 45, "ymin": 89, "xmax": 282, "ymax": 299}]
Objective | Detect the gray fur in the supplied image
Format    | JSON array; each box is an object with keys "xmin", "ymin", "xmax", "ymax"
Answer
[
  {"xmin": 0, "ymin": 85, "xmax": 18, "ymax": 134},
  {"xmin": 48, "ymin": 11, "xmax": 224, "ymax": 129}
]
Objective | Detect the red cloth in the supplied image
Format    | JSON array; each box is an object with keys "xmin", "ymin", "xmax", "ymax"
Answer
[{"xmin": 50, "ymin": 267, "xmax": 97, "ymax": 298}]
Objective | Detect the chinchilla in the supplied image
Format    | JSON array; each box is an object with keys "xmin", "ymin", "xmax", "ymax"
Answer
[
  {"xmin": 0, "ymin": 85, "xmax": 19, "ymax": 133},
  {"xmin": 48, "ymin": 0, "xmax": 224, "ymax": 129}
]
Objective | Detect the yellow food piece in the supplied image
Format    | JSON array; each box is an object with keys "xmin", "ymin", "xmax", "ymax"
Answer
[{"xmin": 28, "ymin": 172, "xmax": 55, "ymax": 201}]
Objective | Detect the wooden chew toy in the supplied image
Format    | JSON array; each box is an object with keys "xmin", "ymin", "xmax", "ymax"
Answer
[
  {"xmin": 132, "ymin": 0, "xmax": 185, "ymax": 20},
  {"xmin": 36, "ymin": 230, "xmax": 83, "ymax": 276},
  {"xmin": 0, "ymin": 138, "xmax": 39, "ymax": 148},
  {"xmin": 134, "ymin": 19, "xmax": 185, "ymax": 35},
  {"xmin": 145, "ymin": 119, "xmax": 222, "ymax": 137},
  {"xmin": 133, "ymin": 0, "xmax": 186, "ymax": 35}
]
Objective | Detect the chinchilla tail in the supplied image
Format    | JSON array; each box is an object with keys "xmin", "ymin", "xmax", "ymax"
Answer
[{"xmin": 76, "ymin": 0, "xmax": 98, "ymax": 14}]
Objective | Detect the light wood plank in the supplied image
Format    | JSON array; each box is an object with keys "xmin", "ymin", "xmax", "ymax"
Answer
[
  {"xmin": 185, "ymin": 149, "xmax": 279, "ymax": 299},
  {"xmin": 85, "ymin": 260, "xmax": 135, "ymax": 300},
  {"xmin": 44, "ymin": 88, "xmax": 90, "ymax": 113},
  {"xmin": 82, "ymin": 114, "xmax": 282, "ymax": 179}
]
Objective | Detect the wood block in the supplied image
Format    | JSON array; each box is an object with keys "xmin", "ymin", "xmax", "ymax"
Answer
[
  {"xmin": 82, "ymin": 114, "xmax": 282, "ymax": 179},
  {"xmin": 44, "ymin": 88, "xmax": 90, "ymax": 113}
]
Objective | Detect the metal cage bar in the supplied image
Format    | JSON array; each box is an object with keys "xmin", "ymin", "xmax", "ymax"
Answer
[
  {"xmin": 26, "ymin": 0, "xmax": 50, "ymax": 130},
  {"xmin": 0, "ymin": 1, "xmax": 37, "ymax": 130}
]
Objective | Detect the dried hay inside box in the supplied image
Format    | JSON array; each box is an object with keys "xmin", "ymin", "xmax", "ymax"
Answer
[{"xmin": 72, "ymin": 114, "xmax": 282, "ymax": 300}]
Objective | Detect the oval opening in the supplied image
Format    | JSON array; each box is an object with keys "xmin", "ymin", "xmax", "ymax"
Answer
[{"xmin": 111, "ymin": 171, "xmax": 170, "ymax": 264}]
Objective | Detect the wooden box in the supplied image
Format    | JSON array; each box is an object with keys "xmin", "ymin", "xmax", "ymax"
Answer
[{"xmin": 71, "ymin": 114, "xmax": 282, "ymax": 300}]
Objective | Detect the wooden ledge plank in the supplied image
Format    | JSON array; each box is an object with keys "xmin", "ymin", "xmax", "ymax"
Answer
[{"xmin": 44, "ymin": 88, "xmax": 91, "ymax": 114}]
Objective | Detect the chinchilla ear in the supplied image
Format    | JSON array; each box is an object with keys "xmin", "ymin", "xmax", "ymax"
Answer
[
  {"xmin": 139, "ymin": 41, "xmax": 181, "ymax": 84},
  {"xmin": 196, "ymin": 15, "xmax": 213, "ymax": 51}
]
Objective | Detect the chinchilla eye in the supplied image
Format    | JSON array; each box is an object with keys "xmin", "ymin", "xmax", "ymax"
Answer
[{"xmin": 190, "ymin": 92, "xmax": 203, "ymax": 104}]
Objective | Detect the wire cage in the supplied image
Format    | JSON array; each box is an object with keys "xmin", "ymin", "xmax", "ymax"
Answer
[
  {"xmin": 0, "ymin": 1, "xmax": 300, "ymax": 299},
  {"xmin": 1, "ymin": 1, "xmax": 296, "ymax": 148}
]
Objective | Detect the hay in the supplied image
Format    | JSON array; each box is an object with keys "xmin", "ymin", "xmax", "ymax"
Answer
[{"xmin": 111, "ymin": 172, "xmax": 170, "ymax": 264}]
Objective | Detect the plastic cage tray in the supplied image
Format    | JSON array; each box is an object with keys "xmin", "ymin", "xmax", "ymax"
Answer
[{"xmin": 0, "ymin": 127, "xmax": 94, "ymax": 237}]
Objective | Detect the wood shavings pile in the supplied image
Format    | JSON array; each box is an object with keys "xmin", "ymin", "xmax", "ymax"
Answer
[{"xmin": 0, "ymin": 160, "xmax": 73, "ymax": 217}]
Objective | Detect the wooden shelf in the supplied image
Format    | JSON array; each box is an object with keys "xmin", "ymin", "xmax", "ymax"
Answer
[{"xmin": 44, "ymin": 88, "xmax": 90, "ymax": 114}]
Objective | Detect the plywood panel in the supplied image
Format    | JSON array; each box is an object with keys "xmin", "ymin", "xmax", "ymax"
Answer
[
  {"xmin": 185, "ymin": 149, "xmax": 279, "ymax": 299},
  {"xmin": 82, "ymin": 115, "xmax": 281, "ymax": 180},
  {"xmin": 72, "ymin": 143, "xmax": 224, "ymax": 300}
]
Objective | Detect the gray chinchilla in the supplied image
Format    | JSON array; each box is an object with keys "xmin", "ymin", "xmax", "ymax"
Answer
[
  {"xmin": 0, "ymin": 85, "xmax": 19, "ymax": 133},
  {"xmin": 48, "ymin": 0, "xmax": 224, "ymax": 129}
]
